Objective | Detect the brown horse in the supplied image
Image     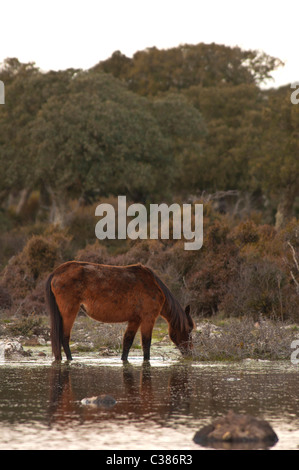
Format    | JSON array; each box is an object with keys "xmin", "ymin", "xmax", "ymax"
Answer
[{"xmin": 45, "ymin": 261, "xmax": 194, "ymax": 361}]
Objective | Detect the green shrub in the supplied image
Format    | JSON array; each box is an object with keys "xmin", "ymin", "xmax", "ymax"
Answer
[{"xmin": 7, "ymin": 315, "xmax": 47, "ymax": 337}]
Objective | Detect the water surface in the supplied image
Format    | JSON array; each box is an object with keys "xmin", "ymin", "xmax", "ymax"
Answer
[{"xmin": 0, "ymin": 355, "xmax": 298, "ymax": 450}]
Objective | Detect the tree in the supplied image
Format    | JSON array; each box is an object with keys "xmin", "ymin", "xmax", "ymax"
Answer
[
  {"xmin": 182, "ymin": 83, "xmax": 264, "ymax": 193},
  {"xmin": 94, "ymin": 50, "xmax": 132, "ymax": 79},
  {"xmin": 29, "ymin": 71, "xmax": 173, "ymax": 223},
  {"xmin": 150, "ymin": 93, "xmax": 206, "ymax": 192},
  {"xmin": 97, "ymin": 43, "xmax": 283, "ymax": 96},
  {"xmin": 0, "ymin": 59, "xmax": 79, "ymax": 211},
  {"xmin": 248, "ymin": 87, "xmax": 299, "ymax": 228}
]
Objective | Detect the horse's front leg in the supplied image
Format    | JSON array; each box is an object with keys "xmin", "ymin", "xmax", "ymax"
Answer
[{"xmin": 121, "ymin": 320, "xmax": 140, "ymax": 361}]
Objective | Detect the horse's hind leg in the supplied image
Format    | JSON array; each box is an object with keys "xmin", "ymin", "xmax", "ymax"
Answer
[
  {"xmin": 121, "ymin": 320, "xmax": 140, "ymax": 361},
  {"xmin": 140, "ymin": 319, "xmax": 155, "ymax": 361},
  {"xmin": 61, "ymin": 307, "xmax": 79, "ymax": 361},
  {"xmin": 62, "ymin": 333, "xmax": 72, "ymax": 361}
]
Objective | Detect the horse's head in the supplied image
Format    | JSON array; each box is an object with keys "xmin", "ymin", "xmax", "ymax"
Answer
[{"xmin": 169, "ymin": 305, "xmax": 194, "ymax": 356}]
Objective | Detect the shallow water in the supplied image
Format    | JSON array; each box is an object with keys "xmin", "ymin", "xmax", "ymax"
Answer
[{"xmin": 0, "ymin": 354, "xmax": 299, "ymax": 450}]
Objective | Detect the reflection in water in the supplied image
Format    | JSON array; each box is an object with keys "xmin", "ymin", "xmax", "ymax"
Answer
[
  {"xmin": 48, "ymin": 361, "xmax": 193, "ymax": 429},
  {"xmin": 48, "ymin": 365, "xmax": 77, "ymax": 424},
  {"xmin": 1, "ymin": 359, "xmax": 299, "ymax": 449}
]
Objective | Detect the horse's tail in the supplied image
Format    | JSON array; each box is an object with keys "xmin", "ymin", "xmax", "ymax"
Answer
[{"xmin": 45, "ymin": 273, "xmax": 63, "ymax": 360}]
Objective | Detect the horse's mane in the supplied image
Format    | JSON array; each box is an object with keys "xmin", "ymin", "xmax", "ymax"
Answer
[{"xmin": 144, "ymin": 266, "xmax": 188, "ymax": 332}]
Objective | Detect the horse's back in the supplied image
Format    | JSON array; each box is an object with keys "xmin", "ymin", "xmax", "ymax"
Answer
[
  {"xmin": 50, "ymin": 261, "xmax": 165, "ymax": 323},
  {"xmin": 52, "ymin": 260, "xmax": 155, "ymax": 290}
]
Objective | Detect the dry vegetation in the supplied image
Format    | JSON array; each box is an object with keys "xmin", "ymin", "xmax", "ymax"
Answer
[{"xmin": 192, "ymin": 318, "xmax": 297, "ymax": 361}]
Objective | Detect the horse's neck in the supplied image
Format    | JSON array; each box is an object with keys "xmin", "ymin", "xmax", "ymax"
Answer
[{"xmin": 159, "ymin": 303, "xmax": 172, "ymax": 326}]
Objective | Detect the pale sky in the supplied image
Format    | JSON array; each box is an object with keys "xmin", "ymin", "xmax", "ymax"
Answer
[{"xmin": 1, "ymin": 0, "xmax": 298, "ymax": 88}]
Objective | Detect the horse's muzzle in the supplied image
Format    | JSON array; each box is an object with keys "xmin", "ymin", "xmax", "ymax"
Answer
[{"xmin": 179, "ymin": 340, "xmax": 193, "ymax": 357}]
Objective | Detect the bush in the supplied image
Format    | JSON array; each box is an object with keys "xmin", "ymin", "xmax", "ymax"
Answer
[
  {"xmin": 75, "ymin": 242, "xmax": 109, "ymax": 264},
  {"xmin": 24, "ymin": 235, "xmax": 58, "ymax": 279},
  {"xmin": 192, "ymin": 318, "xmax": 296, "ymax": 361},
  {"xmin": 0, "ymin": 230, "xmax": 26, "ymax": 269},
  {"xmin": 64, "ymin": 202, "xmax": 98, "ymax": 251},
  {"xmin": 7, "ymin": 315, "xmax": 48, "ymax": 337},
  {"xmin": 230, "ymin": 219, "xmax": 259, "ymax": 245},
  {"xmin": 0, "ymin": 231, "xmax": 71, "ymax": 314},
  {"xmin": 220, "ymin": 259, "xmax": 287, "ymax": 320},
  {"xmin": 182, "ymin": 221, "xmax": 240, "ymax": 316},
  {"xmin": 0, "ymin": 284, "xmax": 12, "ymax": 310}
]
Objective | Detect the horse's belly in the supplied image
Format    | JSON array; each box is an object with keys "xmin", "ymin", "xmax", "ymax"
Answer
[
  {"xmin": 87, "ymin": 309, "xmax": 132, "ymax": 323},
  {"xmin": 82, "ymin": 297, "xmax": 142, "ymax": 324}
]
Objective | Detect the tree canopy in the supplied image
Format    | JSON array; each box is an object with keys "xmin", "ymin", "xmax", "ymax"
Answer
[
  {"xmin": 96, "ymin": 43, "xmax": 283, "ymax": 95},
  {"xmin": 1, "ymin": 42, "xmax": 295, "ymax": 227}
]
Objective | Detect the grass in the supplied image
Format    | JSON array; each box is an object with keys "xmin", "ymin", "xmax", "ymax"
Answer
[
  {"xmin": 70, "ymin": 314, "xmax": 125, "ymax": 352},
  {"xmin": 0, "ymin": 311, "xmax": 298, "ymax": 362},
  {"xmin": 68, "ymin": 315, "xmax": 299, "ymax": 361}
]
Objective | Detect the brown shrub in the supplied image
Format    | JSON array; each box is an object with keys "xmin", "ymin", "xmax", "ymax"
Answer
[
  {"xmin": 0, "ymin": 230, "xmax": 27, "ymax": 269},
  {"xmin": 183, "ymin": 221, "xmax": 240, "ymax": 317},
  {"xmin": 187, "ymin": 249, "xmax": 239, "ymax": 316},
  {"xmin": 230, "ymin": 219, "xmax": 260, "ymax": 245},
  {"xmin": 15, "ymin": 279, "xmax": 48, "ymax": 316},
  {"xmin": 0, "ymin": 284, "xmax": 12, "ymax": 310},
  {"xmin": 279, "ymin": 218, "xmax": 299, "ymax": 247},
  {"xmin": 1, "ymin": 253, "xmax": 35, "ymax": 303},
  {"xmin": 121, "ymin": 239, "xmax": 165, "ymax": 266},
  {"xmin": 220, "ymin": 258, "xmax": 288, "ymax": 320},
  {"xmin": 0, "ymin": 231, "xmax": 71, "ymax": 314},
  {"xmin": 75, "ymin": 242, "xmax": 109, "ymax": 264},
  {"xmin": 24, "ymin": 236, "xmax": 58, "ymax": 279}
]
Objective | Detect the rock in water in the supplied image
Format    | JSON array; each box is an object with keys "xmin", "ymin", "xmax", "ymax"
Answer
[
  {"xmin": 193, "ymin": 410, "xmax": 278, "ymax": 449},
  {"xmin": 81, "ymin": 395, "xmax": 116, "ymax": 408},
  {"xmin": 0, "ymin": 339, "xmax": 30, "ymax": 360}
]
